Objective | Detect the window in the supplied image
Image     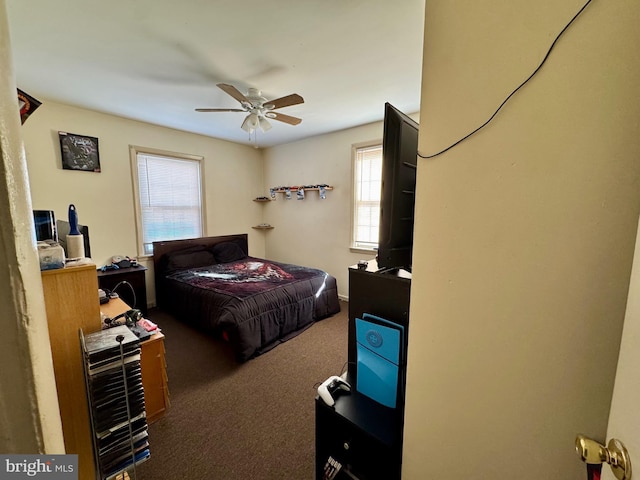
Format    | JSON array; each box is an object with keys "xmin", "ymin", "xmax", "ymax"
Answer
[
  {"xmin": 351, "ymin": 142, "xmax": 382, "ymax": 251},
  {"xmin": 130, "ymin": 146, "xmax": 205, "ymax": 256}
]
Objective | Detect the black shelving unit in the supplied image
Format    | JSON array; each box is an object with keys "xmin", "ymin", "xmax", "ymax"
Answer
[
  {"xmin": 315, "ymin": 260, "xmax": 411, "ymax": 479},
  {"xmin": 81, "ymin": 325, "xmax": 150, "ymax": 480},
  {"xmin": 97, "ymin": 266, "xmax": 148, "ymax": 315}
]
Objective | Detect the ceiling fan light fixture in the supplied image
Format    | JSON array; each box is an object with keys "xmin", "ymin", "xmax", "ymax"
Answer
[
  {"xmin": 258, "ymin": 116, "xmax": 272, "ymax": 132},
  {"xmin": 241, "ymin": 113, "xmax": 259, "ymax": 133}
]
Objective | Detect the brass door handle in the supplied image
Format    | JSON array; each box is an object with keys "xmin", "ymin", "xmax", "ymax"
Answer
[{"xmin": 576, "ymin": 435, "xmax": 632, "ymax": 480}]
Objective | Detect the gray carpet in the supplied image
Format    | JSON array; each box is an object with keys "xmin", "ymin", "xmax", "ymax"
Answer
[{"xmin": 137, "ymin": 301, "xmax": 348, "ymax": 480}]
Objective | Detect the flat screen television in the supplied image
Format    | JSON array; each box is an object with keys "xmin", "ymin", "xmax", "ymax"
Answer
[{"xmin": 377, "ymin": 103, "xmax": 419, "ymax": 272}]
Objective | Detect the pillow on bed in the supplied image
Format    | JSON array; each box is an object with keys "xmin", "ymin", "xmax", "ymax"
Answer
[
  {"xmin": 162, "ymin": 244, "xmax": 207, "ymax": 259},
  {"xmin": 165, "ymin": 249, "xmax": 216, "ymax": 273},
  {"xmin": 211, "ymin": 241, "xmax": 247, "ymax": 263}
]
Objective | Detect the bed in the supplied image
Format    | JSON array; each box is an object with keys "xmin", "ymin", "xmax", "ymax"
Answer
[{"xmin": 153, "ymin": 234, "xmax": 341, "ymax": 361}]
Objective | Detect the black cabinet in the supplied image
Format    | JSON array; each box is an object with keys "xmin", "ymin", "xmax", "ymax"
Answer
[
  {"xmin": 315, "ymin": 260, "xmax": 410, "ymax": 479},
  {"xmin": 315, "ymin": 389, "xmax": 402, "ymax": 480},
  {"xmin": 97, "ymin": 266, "xmax": 148, "ymax": 315},
  {"xmin": 347, "ymin": 262, "xmax": 411, "ymax": 384}
]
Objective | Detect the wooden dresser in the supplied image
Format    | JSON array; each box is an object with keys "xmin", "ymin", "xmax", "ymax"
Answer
[{"xmin": 41, "ymin": 264, "xmax": 102, "ymax": 480}]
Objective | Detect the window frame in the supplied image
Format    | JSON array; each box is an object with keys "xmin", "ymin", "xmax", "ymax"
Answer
[
  {"xmin": 129, "ymin": 145, "xmax": 206, "ymax": 257},
  {"xmin": 350, "ymin": 140, "xmax": 383, "ymax": 254}
]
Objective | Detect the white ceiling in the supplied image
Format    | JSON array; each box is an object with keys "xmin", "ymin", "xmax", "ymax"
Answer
[{"xmin": 5, "ymin": 0, "xmax": 425, "ymax": 148}]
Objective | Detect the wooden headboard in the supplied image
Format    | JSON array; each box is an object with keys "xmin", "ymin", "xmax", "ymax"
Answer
[
  {"xmin": 152, "ymin": 234, "xmax": 248, "ymax": 306},
  {"xmin": 153, "ymin": 234, "xmax": 248, "ymax": 265}
]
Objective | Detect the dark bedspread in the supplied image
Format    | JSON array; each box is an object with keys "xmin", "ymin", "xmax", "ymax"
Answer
[{"xmin": 162, "ymin": 256, "xmax": 340, "ymax": 361}]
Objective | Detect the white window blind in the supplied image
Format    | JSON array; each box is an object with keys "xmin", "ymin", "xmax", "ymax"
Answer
[
  {"xmin": 135, "ymin": 152, "xmax": 203, "ymax": 255},
  {"xmin": 352, "ymin": 144, "xmax": 382, "ymax": 250}
]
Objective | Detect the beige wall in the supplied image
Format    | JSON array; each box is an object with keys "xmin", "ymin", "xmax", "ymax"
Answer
[
  {"xmin": 404, "ymin": 0, "xmax": 640, "ymax": 478},
  {"xmin": 263, "ymin": 118, "xmax": 416, "ymax": 299},
  {"xmin": 21, "ymin": 101, "xmax": 266, "ymax": 304},
  {"xmin": 22, "ymin": 100, "xmax": 419, "ymax": 303},
  {"xmin": 0, "ymin": 0, "xmax": 64, "ymax": 453}
]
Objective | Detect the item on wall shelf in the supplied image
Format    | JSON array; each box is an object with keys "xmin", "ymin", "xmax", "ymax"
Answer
[
  {"xmin": 66, "ymin": 204, "xmax": 86, "ymax": 259},
  {"xmin": 269, "ymin": 185, "xmax": 334, "ymax": 199},
  {"xmin": 17, "ymin": 89, "xmax": 41, "ymax": 124},
  {"xmin": 59, "ymin": 131, "xmax": 101, "ymax": 172}
]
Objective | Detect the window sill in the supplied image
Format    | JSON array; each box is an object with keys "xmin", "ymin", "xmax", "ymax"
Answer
[
  {"xmin": 137, "ymin": 254, "xmax": 154, "ymax": 263},
  {"xmin": 350, "ymin": 247, "xmax": 377, "ymax": 255}
]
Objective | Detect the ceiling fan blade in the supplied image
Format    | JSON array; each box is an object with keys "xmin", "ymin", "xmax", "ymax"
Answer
[
  {"xmin": 264, "ymin": 93, "xmax": 304, "ymax": 110},
  {"xmin": 195, "ymin": 108, "xmax": 245, "ymax": 112},
  {"xmin": 217, "ymin": 83, "xmax": 250, "ymax": 105},
  {"xmin": 268, "ymin": 112, "xmax": 302, "ymax": 126}
]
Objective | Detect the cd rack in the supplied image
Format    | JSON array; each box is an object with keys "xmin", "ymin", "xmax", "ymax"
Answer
[{"xmin": 81, "ymin": 325, "xmax": 150, "ymax": 480}]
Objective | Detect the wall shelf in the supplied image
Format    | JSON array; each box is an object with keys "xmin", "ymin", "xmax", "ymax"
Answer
[
  {"xmin": 271, "ymin": 186, "xmax": 333, "ymax": 194},
  {"xmin": 252, "ymin": 224, "xmax": 274, "ymax": 230},
  {"xmin": 269, "ymin": 185, "xmax": 334, "ymax": 200},
  {"xmin": 253, "ymin": 197, "xmax": 272, "ymax": 203}
]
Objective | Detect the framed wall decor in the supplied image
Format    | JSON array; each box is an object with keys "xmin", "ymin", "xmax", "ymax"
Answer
[
  {"xmin": 17, "ymin": 89, "xmax": 41, "ymax": 124},
  {"xmin": 59, "ymin": 132, "xmax": 101, "ymax": 172}
]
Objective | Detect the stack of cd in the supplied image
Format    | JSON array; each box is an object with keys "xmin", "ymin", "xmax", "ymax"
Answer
[{"xmin": 81, "ymin": 325, "xmax": 150, "ymax": 479}]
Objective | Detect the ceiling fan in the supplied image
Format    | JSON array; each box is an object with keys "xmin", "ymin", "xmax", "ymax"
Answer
[{"xmin": 196, "ymin": 83, "xmax": 304, "ymax": 134}]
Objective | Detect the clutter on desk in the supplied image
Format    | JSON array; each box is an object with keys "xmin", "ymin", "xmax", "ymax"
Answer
[
  {"xmin": 38, "ymin": 241, "xmax": 65, "ymax": 270},
  {"xmin": 137, "ymin": 318, "xmax": 158, "ymax": 332},
  {"xmin": 99, "ymin": 255, "xmax": 139, "ymax": 272},
  {"xmin": 65, "ymin": 257, "xmax": 94, "ymax": 267},
  {"xmin": 101, "ymin": 307, "xmax": 159, "ymax": 342}
]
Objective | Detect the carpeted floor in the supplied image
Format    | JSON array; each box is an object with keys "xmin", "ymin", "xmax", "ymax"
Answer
[{"xmin": 136, "ymin": 301, "xmax": 348, "ymax": 480}]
